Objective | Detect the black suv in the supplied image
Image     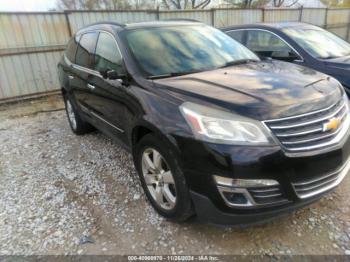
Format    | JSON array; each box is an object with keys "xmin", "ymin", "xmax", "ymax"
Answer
[{"xmin": 57, "ymin": 21, "xmax": 350, "ymax": 225}]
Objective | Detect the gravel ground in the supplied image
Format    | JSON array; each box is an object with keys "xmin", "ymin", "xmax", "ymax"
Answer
[{"xmin": 0, "ymin": 95, "xmax": 349, "ymax": 256}]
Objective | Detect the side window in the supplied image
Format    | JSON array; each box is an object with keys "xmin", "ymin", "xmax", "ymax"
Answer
[
  {"xmin": 75, "ymin": 32, "xmax": 98, "ymax": 69},
  {"xmin": 226, "ymin": 30, "xmax": 245, "ymax": 44},
  {"xmin": 247, "ymin": 30, "xmax": 292, "ymax": 55},
  {"xmin": 94, "ymin": 32, "xmax": 124, "ymax": 74},
  {"xmin": 65, "ymin": 36, "xmax": 78, "ymax": 62}
]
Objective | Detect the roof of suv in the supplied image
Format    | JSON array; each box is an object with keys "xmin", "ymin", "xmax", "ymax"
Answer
[
  {"xmin": 124, "ymin": 20, "xmax": 201, "ymax": 29},
  {"xmin": 79, "ymin": 19, "xmax": 200, "ymax": 30},
  {"xmin": 222, "ymin": 22, "xmax": 321, "ymax": 31},
  {"xmin": 75, "ymin": 20, "xmax": 202, "ymax": 35}
]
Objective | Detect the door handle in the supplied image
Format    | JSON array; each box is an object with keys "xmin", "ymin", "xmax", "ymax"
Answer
[
  {"xmin": 87, "ymin": 83, "xmax": 95, "ymax": 90},
  {"xmin": 68, "ymin": 75, "xmax": 74, "ymax": 80}
]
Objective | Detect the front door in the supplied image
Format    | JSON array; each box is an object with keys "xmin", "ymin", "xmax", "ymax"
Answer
[
  {"xmin": 245, "ymin": 29, "xmax": 303, "ymax": 63},
  {"xmin": 85, "ymin": 31, "xmax": 129, "ymax": 144}
]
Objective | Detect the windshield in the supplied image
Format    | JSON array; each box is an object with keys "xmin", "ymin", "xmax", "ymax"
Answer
[
  {"xmin": 283, "ymin": 27, "xmax": 350, "ymax": 59},
  {"xmin": 121, "ymin": 25, "xmax": 259, "ymax": 77}
]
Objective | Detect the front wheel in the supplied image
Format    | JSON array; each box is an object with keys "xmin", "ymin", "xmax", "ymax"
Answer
[{"xmin": 134, "ymin": 134, "xmax": 194, "ymax": 221}]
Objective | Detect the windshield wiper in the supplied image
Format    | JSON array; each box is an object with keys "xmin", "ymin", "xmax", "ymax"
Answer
[
  {"xmin": 218, "ymin": 59, "xmax": 258, "ymax": 69},
  {"xmin": 147, "ymin": 70, "xmax": 203, "ymax": 80},
  {"xmin": 147, "ymin": 59, "xmax": 259, "ymax": 79},
  {"xmin": 321, "ymin": 55, "xmax": 342, "ymax": 60}
]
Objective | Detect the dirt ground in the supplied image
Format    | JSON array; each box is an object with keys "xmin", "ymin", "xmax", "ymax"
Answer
[{"xmin": 0, "ymin": 95, "xmax": 349, "ymax": 256}]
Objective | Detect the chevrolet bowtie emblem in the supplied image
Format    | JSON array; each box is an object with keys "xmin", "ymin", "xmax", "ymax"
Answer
[{"xmin": 323, "ymin": 117, "xmax": 341, "ymax": 132}]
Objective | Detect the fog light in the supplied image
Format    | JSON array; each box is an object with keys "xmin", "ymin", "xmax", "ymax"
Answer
[
  {"xmin": 223, "ymin": 192, "xmax": 249, "ymax": 205},
  {"xmin": 214, "ymin": 175, "xmax": 280, "ymax": 207}
]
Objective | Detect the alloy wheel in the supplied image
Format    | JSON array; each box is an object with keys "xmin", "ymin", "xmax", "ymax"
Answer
[{"xmin": 141, "ymin": 148, "xmax": 177, "ymax": 210}]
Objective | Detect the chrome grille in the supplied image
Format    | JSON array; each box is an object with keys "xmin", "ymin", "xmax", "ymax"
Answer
[
  {"xmin": 264, "ymin": 99, "xmax": 349, "ymax": 152},
  {"xmin": 292, "ymin": 158, "xmax": 350, "ymax": 199},
  {"xmin": 247, "ymin": 185, "xmax": 288, "ymax": 205}
]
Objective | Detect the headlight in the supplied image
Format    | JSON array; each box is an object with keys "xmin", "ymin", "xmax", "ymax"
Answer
[{"xmin": 180, "ymin": 102, "xmax": 275, "ymax": 145}]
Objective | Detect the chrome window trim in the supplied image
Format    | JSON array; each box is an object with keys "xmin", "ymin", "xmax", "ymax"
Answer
[
  {"xmin": 76, "ymin": 29, "xmax": 123, "ymax": 60},
  {"xmin": 73, "ymin": 63, "xmax": 102, "ymax": 78},
  {"xmin": 225, "ymin": 28, "xmax": 304, "ymax": 63},
  {"xmin": 64, "ymin": 52, "xmax": 103, "ymax": 79}
]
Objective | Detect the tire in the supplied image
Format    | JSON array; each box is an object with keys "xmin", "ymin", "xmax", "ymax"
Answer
[
  {"xmin": 134, "ymin": 133, "xmax": 195, "ymax": 222},
  {"xmin": 63, "ymin": 94, "xmax": 94, "ymax": 135}
]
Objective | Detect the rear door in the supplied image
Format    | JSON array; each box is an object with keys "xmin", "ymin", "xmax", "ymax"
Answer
[
  {"xmin": 71, "ymin": 32, "xmax": 99, "ymax": 109},
  {"xmin": 60, "ymin": 36, "xmax": 79, "ymax": 88}
]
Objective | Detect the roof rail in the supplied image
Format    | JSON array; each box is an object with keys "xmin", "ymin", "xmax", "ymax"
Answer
[
  {"xmin": 86, "ymin": 21, "xmax": 126, "ymax": 28},
  {"xmin": 161, "ymin": 18, "xmax": 201, "ymax": 23}
]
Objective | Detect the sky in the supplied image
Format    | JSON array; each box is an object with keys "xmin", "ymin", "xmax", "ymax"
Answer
[{"xmin": 0, "ymin": 0, "xmax": 56, "ymax": 11}]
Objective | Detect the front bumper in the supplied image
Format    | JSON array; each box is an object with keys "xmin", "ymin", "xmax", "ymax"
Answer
[
  {"xmin": 190, "ymin": 190, "xmax": 323, "ymax": 226},
  {"xmin": 191, "ymin": 158, "xmax": 350, "ymax": 226},
  {"xmin": 174, "ymin": 133, "xmax": 350, "ymax": 225}
]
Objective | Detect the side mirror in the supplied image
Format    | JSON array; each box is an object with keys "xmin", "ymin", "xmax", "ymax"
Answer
[
  {"xmin": 100, "ymin": 69, "xmax": 129, "ymax": 86},
  {"xmin": 100, "ymin": 69, "xmax": 120, "ymax": 80},
  {"xmin": 271, "ymin": 50, "xmax": 299, "ymax": 62},
  {"xmin": 106, "ymin": 69, "xmax": 119, "ymax": 80}
]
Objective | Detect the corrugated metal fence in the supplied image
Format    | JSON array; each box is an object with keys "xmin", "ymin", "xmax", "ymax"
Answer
[{"xmin": 1, "ymin": 8, "xmax": 350, "ymax": 102}]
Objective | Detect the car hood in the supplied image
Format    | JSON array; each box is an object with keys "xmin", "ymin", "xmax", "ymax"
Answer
[{"xmin": 154, "ymin": 60, "xmax": 343, "ymax": 120}]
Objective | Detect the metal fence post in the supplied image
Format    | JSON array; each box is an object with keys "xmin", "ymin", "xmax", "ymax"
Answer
[
  {"xmin": 299, "ymin": 6, "xmax": 303, "ymax": 22},
  {"xmin": 156, "ymin": 6, "xmax": 160, "ymax": 21},
  {"xmin": 262, "ymin": 8, "xmax": 265, "ymax": 22},
  {"xmin": 347, "ymin": 9, "xmax": 350, "ymax": 41},
  {"xmin": 211, "ymin": 8, "xmax": 215, "ymax": 26},
  {"xmin": 324, "ymin": 8, "xmax": 328, "ymax": 29},
  {"xmin": 64, "ymin": 10, "xmax": 72, "ymax": 37}
]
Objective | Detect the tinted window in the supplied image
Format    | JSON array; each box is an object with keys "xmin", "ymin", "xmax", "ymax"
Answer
[
  {"xmin": 75, "ymin": 32, "xmax": 98, "ymax": 68},
  {"xmin": 247, "ymin": 30, "xmax": 292, "ymax": 53},
  {"xmin": 94, "ymin": 32, "xmax": 124, "ymax": 74},
  {"xmin": 122, "ymin": 25, "xmax": 258, "ymax": 77},
  {"xmin": 226, "ymin": 30, "xmax": 245, "ymax": 44},
  {"xmin": 65, "ymin": 36, "xmax": 78, "ymax": 62},
  {"xmin": 283, "ymin": 28, "xmax": 350, "ymax": 59}
]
